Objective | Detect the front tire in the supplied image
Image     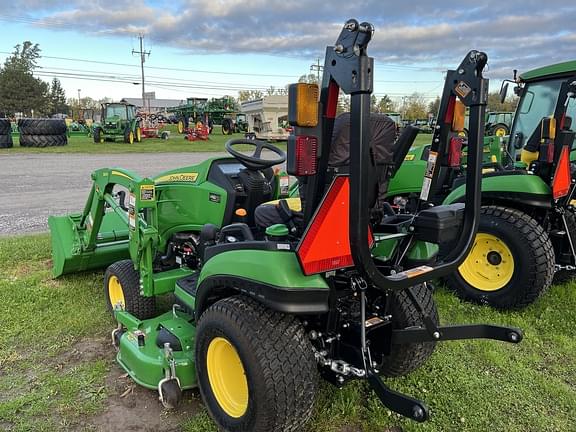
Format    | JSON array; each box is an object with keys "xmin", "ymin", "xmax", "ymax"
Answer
[
  {"xmin": 445, "ymin": 206, "xmax": 554, "ymax": 309},
  {"xmin": 195, "ymin": 295, "xmax": 318, "ymax": 432},
  {"xmin": 104, "ymin": 260, "xmax": 156, "ymax": 319}
]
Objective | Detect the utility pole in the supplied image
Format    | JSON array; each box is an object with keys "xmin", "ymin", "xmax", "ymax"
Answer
[
  {"xmin": 132, "ymin": 34, "xmax": 150, "ymax": 112},
  {"xmin": 310, "ymin": 58, "xmax": 323, "ymax": 83},
  {"xmin": 77, "ymin": 89, "xmax": 81, "ymax": 107}
]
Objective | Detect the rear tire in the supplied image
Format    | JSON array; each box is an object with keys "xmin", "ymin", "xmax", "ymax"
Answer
[
  {"xmin": 93, "ymin": 128, "xmax": 104, "ymax": 143},
  {"xmin": 0, "ymin": 118, "xmax": 11, "ymax": 134},
  {"xmin": 0, "ymin": 134, "xmax": 13, "ymax": 148},
  {"xmin": 18, "ymin": 118, "xmax": 67, "ymax": 135},
  {"xmin": 445, "ymin": 206, "xmax": 554, "ymax": 309},
  {"xmin": 379, "ymin": 283, "xmax": 438, "ymax": 377},
  {"xmin": 195, "ymin": 295, "xmax": 318, "ymax": 432},
  {"xmin": 490, "ymin": 123, "xmax": 509, "ymax": 137},
  {"xmin": 104, "ymin": 260, "xmax": 156, "ymax": 319},
  {"xmin": 222, "ymin": 119, "xmax": 232, "ymax": 135},
  {"xmin": 19, "ymin": 134, "xmax": 67, "ymax": 147}
]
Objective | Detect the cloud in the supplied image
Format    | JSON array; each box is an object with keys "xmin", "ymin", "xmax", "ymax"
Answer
[{"xmin": 23, "ymin": 0, "xmax": 576, "ymax": 77}]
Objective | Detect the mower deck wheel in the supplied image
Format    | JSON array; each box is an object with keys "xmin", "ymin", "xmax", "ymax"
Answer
[
  {"xmin": 195, "ymin": 295, "xmax": 318, "ymax": 432},
  {"xmin": 104, "ymin": 260, "xmax": 156, "ymax": 319},
  {"xmin": 379, "ymin": 283, "xmax": 438, "ymax": 377},
  {"xmin": 445, "ymin": 206, "xmax": 554, "ymax": 309},
  {"xmin": 159, "ymin": 378, "xmax": 182, "ymax": 409}
]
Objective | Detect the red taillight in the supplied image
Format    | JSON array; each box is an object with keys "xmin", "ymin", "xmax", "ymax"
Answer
[
  {"xmin": 553, "ymin": 146, "xmax": 571, "ymax": 199},
  {"xmin": 448, "ymin": 137, "xmax": 463, "ymax": 167},
  {"xmin": 287, "ymin": 135, "xmax": 317, "ymax": 176},
  {"xmin": 297, "ymin": 176, "xmax": 373, "ymax": 275},
  {"xmin": 444, "ymin": 96, "xmax": 456, "ymax": 124}
]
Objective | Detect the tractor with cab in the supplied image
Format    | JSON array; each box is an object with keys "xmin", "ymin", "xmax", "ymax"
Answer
[
  {"xmin": 386, "ymin": 60, "xmax": 576, "ymax": 309},
  {"xmin": 49, "ymin": 20, "xmax": 523, "ymax": 431},
  {"xmin": 93, "ymin": 102, "xmax": 142, "ymax": 144}
]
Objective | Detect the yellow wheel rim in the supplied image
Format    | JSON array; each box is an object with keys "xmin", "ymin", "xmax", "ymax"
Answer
[
  {"xmin": 136, "ymin": 127, "xmax": 141, "ymax": 142},
  {"xmin": 458, "ymin": 233, "xmax": 514, "ymax": 291},
  {"xmin": 108, "ymin": 275, "xmax": 126, "ymax": 309},
  {"xmin": 206, "ymin": 337, "xmax": 248, "ymax": 418},
  {"xmin": 178, "ymin": 120, "xmax": 184, "ymax": 134},
  {"xmin": 495, "ymin": 127, "xmax": 507, "ymax": 137},
  {"xmin": 129, "ymin": 131, "xmax": 134, "ymax": 144}
]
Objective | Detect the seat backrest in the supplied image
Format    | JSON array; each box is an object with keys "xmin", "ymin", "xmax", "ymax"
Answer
[{"xmin": 328, "ymin": 112, "xmax": 397, "ymax": 167}]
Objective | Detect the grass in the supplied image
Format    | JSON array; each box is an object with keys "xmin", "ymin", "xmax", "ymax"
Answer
[
  {"xmin": 2, "ymin": 233, "xmax": 573, "ymax": 431},
  {"xmin": 0, "ymin": 126, "xmax": 433, "ymax": 154},
  {"xmin": 2, "ymin": 125, "xmax": 244, "ymax": 154}
]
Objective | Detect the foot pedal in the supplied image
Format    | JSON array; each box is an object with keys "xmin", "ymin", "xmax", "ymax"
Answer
[{"xmin": 367, "ymin": 371, "xmax": 429, "ymax": 422}]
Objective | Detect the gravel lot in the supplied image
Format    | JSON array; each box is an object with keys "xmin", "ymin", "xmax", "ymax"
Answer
[{"xmin": 0, "ymin": 152, "xmax": 225, "ymax": 235}]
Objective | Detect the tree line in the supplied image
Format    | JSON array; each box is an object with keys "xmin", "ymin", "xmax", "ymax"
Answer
[{"xmin": 0, "ymin": 42, "xmax": 69, "ymax": 117}]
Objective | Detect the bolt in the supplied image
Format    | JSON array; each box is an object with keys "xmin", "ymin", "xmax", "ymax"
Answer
[
  {"xmin": 337, "ymin": 375, "xmax": 345, "ymax": 385},
  {"xmin": 458, "ymin": 68, "xmax": 465, "ymax": 74},
  {"xmin": 433, "ymin": 331, "xmax": 440, "ymax": 339},
  {"xmin": 309, "ymin": 330, "xmax": 319, "ymax": 340},
  {"xmin": 509, "ymin": 332, "xmax": 520, "ymax": 342},
  {"xmin": 413, "ymin": 406, "xmax": 425, "ymax": 421},
  {"xmin": 334, "ymin": 44, "xmax": 344, "ymax": 53}
]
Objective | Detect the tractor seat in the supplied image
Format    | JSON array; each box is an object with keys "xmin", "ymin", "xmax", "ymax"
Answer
[{"xmin": 255, "ymin": 112, "xmax": 413, "ymax": 230}]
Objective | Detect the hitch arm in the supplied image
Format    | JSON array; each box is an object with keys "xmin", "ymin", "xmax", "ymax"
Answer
[{"xmin": 391, "ymin": 324, "xmax": 523, "ymax": 344}]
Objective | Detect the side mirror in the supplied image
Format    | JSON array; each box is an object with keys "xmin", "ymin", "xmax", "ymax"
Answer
[{"xmin": 499, "ymin": 83, "xmax": 509, "ymax": 104}]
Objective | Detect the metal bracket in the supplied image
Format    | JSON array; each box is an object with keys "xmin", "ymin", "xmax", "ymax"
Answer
[{"xmin": 391, "ymin": 324, "xmax": 523, "ymax": 344}]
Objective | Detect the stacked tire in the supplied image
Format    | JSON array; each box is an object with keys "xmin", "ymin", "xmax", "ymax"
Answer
[
  {"xmin": 0, "ymin": 118, "xmax": 13, "ymax": 148},
  {"xmin": 18, "ymin": 118, "xmax": 68, "ymax": 147}
]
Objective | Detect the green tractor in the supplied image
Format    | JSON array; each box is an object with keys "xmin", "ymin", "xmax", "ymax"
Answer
[
  {"xmin": 387, "ymin": 60, "xmax": 576, "ymax": 309},
  {"xmin": 93, "ymin": 102, "xmax": 142, "ymax": 144},
  {"xmin": 49, "ymin": 20, "xmax": 522, "ymax": 430},
  {"xmin": 485, "ymin": 111, "xmax": 514, "ymax": 137}
]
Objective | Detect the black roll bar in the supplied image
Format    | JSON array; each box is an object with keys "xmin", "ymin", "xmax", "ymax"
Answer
[{"xmin": 318, "ymin": 20, "xmax": 488, "ymax": 291}]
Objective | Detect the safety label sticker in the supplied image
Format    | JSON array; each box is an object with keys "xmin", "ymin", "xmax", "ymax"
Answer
[{"xmin": 140, "ymin": 185, "xmax": 155, "ymax": 201}]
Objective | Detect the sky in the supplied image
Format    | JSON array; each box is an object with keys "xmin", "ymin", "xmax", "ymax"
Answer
[{"xmin": 0, "ymin": 0, "xmax": 574, "ymax": 107}]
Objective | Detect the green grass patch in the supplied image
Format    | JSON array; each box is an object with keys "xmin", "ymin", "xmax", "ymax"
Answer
[
  {"xmin": 1, "ymin": 126, "xmax": 432, "ymax": 154},
  {"xmin": 2, "ymin": 125, "xmax": 269, "ymax": 154},
  {"xmin": 2, "ymin": 233, "xmax": 573, "ymax": 431}
]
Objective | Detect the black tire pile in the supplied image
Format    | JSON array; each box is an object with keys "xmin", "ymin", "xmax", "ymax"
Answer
[
  {"xmin": 18, "ymin": 118, "xmax": 68, "ymax": 147},
  {"xmin": 0, "ymin": 118, "xmax": 13, "ymax": 148}
]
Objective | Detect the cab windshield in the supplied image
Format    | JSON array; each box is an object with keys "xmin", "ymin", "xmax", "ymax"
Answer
[
  {"xmin": 106, "ymin": 105, "xmax": 128, "ymax": 120},
  {"xmin": 510, "ymin": 79, "xmax": 563, "ymax": 148}
]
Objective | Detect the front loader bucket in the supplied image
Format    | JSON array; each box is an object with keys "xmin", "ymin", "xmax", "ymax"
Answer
[{"xmin": 49, "ymin": 212, "xmax": 130, "ymax": 278}]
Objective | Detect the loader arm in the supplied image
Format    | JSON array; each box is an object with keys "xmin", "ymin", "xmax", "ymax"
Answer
[{"xmin": 49, "ymin": 167, "xmax": 160, "ymax": 290}]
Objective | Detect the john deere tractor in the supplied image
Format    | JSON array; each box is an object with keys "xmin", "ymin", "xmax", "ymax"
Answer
[
  {"xmin": 387, "ymin": 60, "xmax": 576, "ymax": 309},
  {"xmin": 49, "ymin": 20, "xmax": 522, "ymax": 431},
  {"xmin": 93, "ymin": 102, "xmax": 142, "ymax": 144}
]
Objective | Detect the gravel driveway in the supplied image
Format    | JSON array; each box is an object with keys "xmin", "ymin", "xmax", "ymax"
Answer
[{"xmin": 0, "ymin": 152, "xmax": 226, "ymax": 235}]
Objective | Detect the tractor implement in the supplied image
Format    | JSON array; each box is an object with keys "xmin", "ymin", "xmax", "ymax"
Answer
[{"xmin": 50, "ymin": 19, "xmax": 522, "ymax": 431}]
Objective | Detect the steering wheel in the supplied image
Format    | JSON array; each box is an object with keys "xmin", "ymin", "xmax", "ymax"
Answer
[{"xmin": 225, "ymin": 138, "xmax": 286, "ymax": 170}]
